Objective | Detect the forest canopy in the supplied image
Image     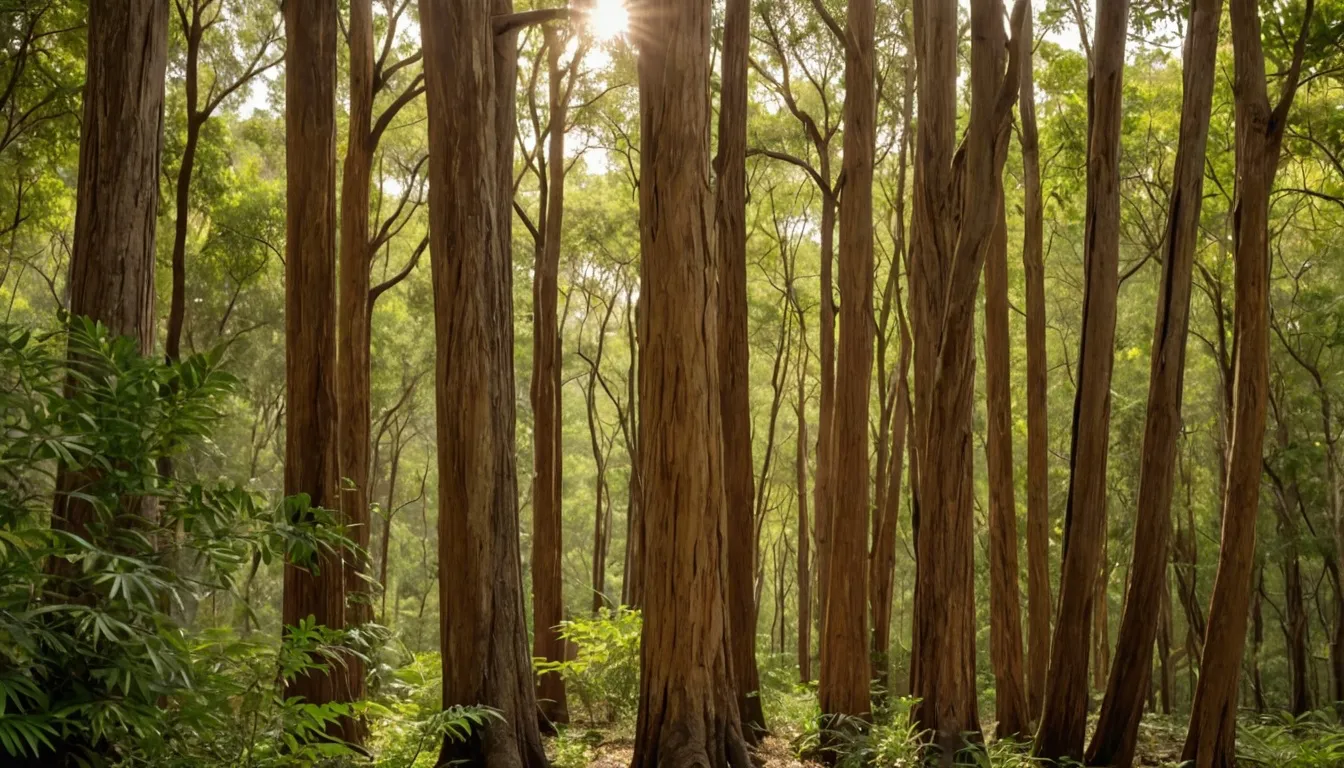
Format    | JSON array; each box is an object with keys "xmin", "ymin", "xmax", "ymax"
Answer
[{"xmin": 4, "ymin": 0, "xmax": 1344, "ymax": 766}]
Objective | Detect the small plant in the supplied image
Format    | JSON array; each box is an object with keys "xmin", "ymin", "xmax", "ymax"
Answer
[{"xmin": 534, "ymin": 607, "xmax": 641, "ymax": 724}]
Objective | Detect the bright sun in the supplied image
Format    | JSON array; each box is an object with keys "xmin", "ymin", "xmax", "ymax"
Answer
[{"xmin": 587, "ymin": 0, "xmax": 630, "ymax": 41}]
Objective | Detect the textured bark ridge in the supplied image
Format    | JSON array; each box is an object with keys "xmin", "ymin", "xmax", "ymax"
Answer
[
  {"xmin": 630, "ymin": 0, "xmax": 751, "ymax": 764},
  {"xmin": 1034, "ymin": 0, "xmax": 1128, "ymax": 759},
  {"xmin": 532, "ymin": 22, "xmax": 571, "ymax": 731},
  {"xmin": 67, "ymin": 0, "xmax": 166, "ymax": 354},
  {"xmin": 1085, "ymin": 0, "xmax": 1221, "ymax": 763},
  {"xmin": 1182, "ymin": 0, "xmax": 1313, "ymax": 765},
  {"xmin": 336, "ymin": 0, "xmax": 375, "ymax": 733},
  {"xmin": 280, "ymin": 0, "xmax": 347, "ymax": 713},
  {"xmin": 984, "ymin": 194, "xmax": 1029, "ymax": 739},
  {"xmin": 912, "ymin": 0, "xmax": 1024, "ymax": 749},
  {"xmin": 54, "ymin": 0, "xmax": 169, "ymax": 549},
  {"xmin": 715, "ymin": 0, "xmax": 766, "ymax": 742},
  {"xmin": 1017, "ymin": 0, "xmax": 1052, "ymax": 724},
  {"xmin": 819, "ymin": 0, "xmax": 876, "ymax": 731},
  {"xmin": 419, "ymin": 0, "xmax": 547, "ymax": 765}
]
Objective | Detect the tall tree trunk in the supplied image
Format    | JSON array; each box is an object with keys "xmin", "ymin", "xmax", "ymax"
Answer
[
  {"xmin": 984, "ymin": 193, "xmax": 1029, "ymax": 739},
  {"xmin": 420, "ymin": 0, "xmax": 548, "ymax": 763},
  {"xmin": 66, "ymin": 0, "xmax": 165, "ymax": 351},
  {"xmin": 1183, "ymin": 1, "xmax": 1313, "ymax": 764},
  {"xmin": 56, "ymin": 0, "xmax": 168, "ymax": 557},
  {"xmin": 796, "ymin": 360, "xmax": 813, "ymax": 685},
  {"xmin": 715, "ymin": 0, "xmax": 764, "ymax": 740},
  {"xmin": 281, "ymin": 0, "xmax": 346, "ymax": 715},
  {"xmin": 621, "ymin": 294, "xmax": 644, "ymax": 609},
  {"xmin": 532, "ymin": 24, "xmax": 570, "ymax": 730},
  {"xmin": 1085, "ymin": 0, "xmax": 1220, "ymax": 760},
  {"xmin": 1018, "ymin": 0, "xmax": 1052, "ymax": 722},
  {"xmin": 1034, "ymin": 0, "xmax": 1128, "ymax": 759},
  {"xmin": 816, "ymin": 185, "xmax": 837, "ymax": 629},
  {"xmin": 1251, "ymin": 566, "xmax": 1268, "ymax": 713},
  {"xmin": 1158, "ymin": 563, "xmax": 1174, "ymax": 715},
  {"xmin": 630, "ymin": 0, "xmax": 751, "ymax": 763},
  {"xmin": 912, "ymin": 0, "xmax": 1024, "ymax": 750},
  {"xmin": 819, "ymin": 0, "xmax": 876, "ymax": 733},
  {"xmin": 336, "ymin": 0, "xmax": 375, "ymax": 736}
]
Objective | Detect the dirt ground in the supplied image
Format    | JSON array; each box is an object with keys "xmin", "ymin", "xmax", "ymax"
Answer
[{"xmin": 581, "ymin": 735, "xmax": 819, "ymax": 767}]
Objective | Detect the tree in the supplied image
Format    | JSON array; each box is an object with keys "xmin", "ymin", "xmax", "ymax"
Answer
[
  {"xmin": 1017, "ymin": 0, "xmax": 1051, "ymax": 721},
  {"xmin": 280, "ymin": 0, "xmax": 345, "ymax": 713},
  {"xmin": 529, "ymin": 22, "xmax": 576, "ymax": 730},
  {"xmin": 629, "ymin": 0, "xmax": 751, "ymax": 762},
  {"xmin": 911, "ymin": 0, "xmax": 1023, "ymax": 749},
  {"xmin": 1183, "ymin": 0, "xmax": 1315, "ymax": 761},
  {"xmin": 336, "ymin": 0, "xmax": 425, "ymax": 728},
  {"xmin": 716, "ymin": 0, "xmax": 765, "ymax": 741},
  {"xmin": 819, "ymin": 0, "xmax": 875, "ymax": 733},
  {"xmin": 751, "ymin": 0, "xmax": 842, "ymax": 623},
  {"xmin": 983, "ymin": 192, "xmax": 1029, "ymax": 738},
  {"xmin": 419, "ymin": 0, "xmax": 547, "ymax": 763},
  {"xmin": 164, "ymin": 0, "xmax": 281, "ymax": 363},
  {"xmin": 65, "ymin": 0, "xmax": 167, "ymax": 355},
  {"xmin": 1033, "ymin": 0, "xmax": 1129, "ymax": 758},
  {"xmin": 1085, "ymin": 0, "xmax": 1222, "ymax": 759}
]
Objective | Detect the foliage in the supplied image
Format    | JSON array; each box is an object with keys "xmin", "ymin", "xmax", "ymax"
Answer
[
  {"xmin": 533, "ymin": 607, "xmax": 641, "ymax": 725},
  {"xmin": 1238, "ymin": 711, "xmax": 1344, "ymax": 768}
]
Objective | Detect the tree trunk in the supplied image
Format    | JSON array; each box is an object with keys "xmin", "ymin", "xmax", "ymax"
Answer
[
  {"xmin": 1158, "ymin": 563, "xmax": 1174, "ymax": 715},
  {"xmin": 630, "ymin": 0, "xmax": 751, "ymax": 762},
  {"xmin": 1183, "ymin": 0, "xmax": 1312, "ymax": 763},
  {"xmin": 912, "ymin": 0, "xmax": 1023, "ymax": 749},
  {"xmin": 1034, "ymin": 0, "xmax": 1128, "ymax": 759},
  {"xmin": 1018, "ymin": 0, "xmax": 1052, "ymax": 723},
  {"xmin": 420, "ymin": 0, "xmax": 548, "ymax": 763},
  {"xmin": 819, "ymin": 0, "xmax": 876, "ymax": 734},
  {"xmin": 532, "ymin": 24, "xmax": 570, "ymax": 730},
  {"xmin": 984, "ymin": 192, "xmax": 1029, "ymax": 739},
  {"xmin": 715, "ymin": 0, "xmax": 764, "ymax": 740},
  {"xmin": 796, "ymin": 362, "xmax": 813, "ymax": 685},
  {"xmin": 66, "ymin": 0, "xmax": 165, "ymax": 351},
  {"xmin": 280, "ymin": 0, "xmax": 346, "ymax": 715},
  {"xmin": 871, "ymin": 318, "xmax": 909, "ymax": 698},
  {"xmin": 1084, "ymin": 0, "xmax": 1219, "ymax": 760},
  {"xmin": 335, "ymin": 0, "xmax": 375, "ymax": 736},
  {"xmin": 816, "ymin": 186, "xmax": 837, "ymax": 630},
  {"xmin": 55, "ymin": 0, "xmax": 168, "ymax": 562}
]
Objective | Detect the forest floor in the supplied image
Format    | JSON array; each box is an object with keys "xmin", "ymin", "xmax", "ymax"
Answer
[
  {"xmin": 548, "ymin": 711, "xmax": 1341, "ymax": 767},
  {"xmin": 581, "ymin": 735, "xmax": 816, "ymax": 767}
]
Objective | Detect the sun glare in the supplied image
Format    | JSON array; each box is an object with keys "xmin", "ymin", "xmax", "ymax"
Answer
[{"xmin": 587, "ymin": 0, "xmax": 629, "ymax": 41}]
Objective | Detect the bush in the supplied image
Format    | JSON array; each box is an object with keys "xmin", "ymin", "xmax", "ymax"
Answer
[
  {"xmin": 0, "ymin": 320, "xmax": 352, "ymax": 765},
  {"xmin": 534, "ymin": 607, "xmax": 641, "ymax": 725}
]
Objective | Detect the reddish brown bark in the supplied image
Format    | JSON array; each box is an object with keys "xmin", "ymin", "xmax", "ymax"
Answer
[
  {"xmin": 67, "ymin": 0, "xmax": 166, "ymax": 354},
  {"xmin": 1084, "ymin": 0, "xmax": 1220, "ymax": 761},
  {"xmin": 984, "ymin": 194, "xmax": 1029, "ymax": 739},
  {"xmin": 420, "ymin": 0, "xmax": 547, "ymax": 763},
  {"xmin": 912, "ymin": 0, "xmax": 1024, "ymax": 749},
  {"xmin": 53, "ymin": 0, "xmax": 169, "ymax": 602},
  {"xmin": 1018, "ymin": 0, "xmax": 1052, "ymax": 722},
  {"xmin": 715, "ymin": 0, "xmax": 764, "ymax": 740},
  {"xmin": 629, "ymin": 0, "xmax": 751, "ymax": 762},
  {"xmin": 1034, "ymin": 0, "xmax": 1128, "ymax": 759},
  {"xmin": 796, "ymin": 361, "xmax": 813, "ymax": 686},
  {"xmin": 280, "ymin": 0, "xmax": 345, "ymax": 713},
  {"xmin": 335, "ymin": 0, "xmax": 375, "ymax": 732},
  {"xmin": 818, "ymin": 0, "xmax": 876, "ymax": 731},
  {"xmin": 1182, "ymin": 0, "xmax": 1313, "ymax": 763},
  {"xmin": 531, "ymin": 24, "xmax": 570, "ymax": 730}
]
